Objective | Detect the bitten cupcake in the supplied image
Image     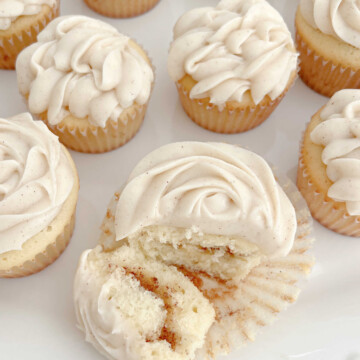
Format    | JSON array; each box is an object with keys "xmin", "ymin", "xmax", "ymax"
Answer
[
  {"xmin": 16, "ymin": 16, "xmax": 154, "ymax": 153},
  {"xmin": 168, "ymin": 0, "xmax": 298, "ymax": 134},
  {"xmin": 83, "ymin": 0, "xmax": 161, "ymax": 18},
  {"xmin": 296, "ymin": 0, "xmax": 360, "ymax": 97},
  {"xmin": 0, "ymin": 113, "xmax": 79, "ymax": 278},
  {"xmin": 75, "ymin": 142, "xmax": 314, "ymax": 360},
  {"xmin": 0, "ymin": 0, "xmax": 59, "ymax": 69},
  {"xmin": 298, "ymin": 89, "xmax": 360, "ymax": 236}
]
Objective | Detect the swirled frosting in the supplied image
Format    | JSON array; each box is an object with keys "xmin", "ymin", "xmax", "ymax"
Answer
[
  {"xmin": 168, "ymin": 0, "xmax": 298, "ymax": 106},
  {"xmin": 300, "ymin": 0, "xmax": 360, "ymax": 48},
  {"xmin": 115, "ymin": 142, "xmax": 297, "ymax": 258},
  {"xmin": 311, "ymin": 89, "xmax": 360, "ymax": 215},
  {"xmin": 16, "ymin": 16, "xmax": 154, "ymax": 128},
  {"xmin": 0, "ymin": 113, "xmax": 74, "ymax": 254},
  {"xmin": 0, "ymin": 0, "xmax": 56, "ymax": 31}
]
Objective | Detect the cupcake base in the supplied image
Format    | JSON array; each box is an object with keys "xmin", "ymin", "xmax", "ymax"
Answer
[
  {"xmin": 0, "ymin": 2, "xmax": 59, "ymax": 70},
  {"xmin": 176, "ymin": 73, "xmax": 295, "ymax": 134},
  {"xmin": 296, "ymin": 32, "xmax": 360, "ymax": 98},
  {"xmin": 0, "ymin": 147, "xmax": 79, "ymax": 278},
  {"xmin": 84, "ymin": 0, "xmax": 160, "ymax": 18},
  {"xmin": 37, "ymin": 103, "xmax": 147, "ymax": 153},
  {"xmin": 297, "ymin": 110, "xmax": 360, "ymax": 237},
  {"xmin": 295, "ymin": 9, "xmax": 360, "ymax": 97}
]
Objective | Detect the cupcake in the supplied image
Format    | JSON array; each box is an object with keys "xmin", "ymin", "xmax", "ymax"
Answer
[
  {"xmin": 0, "ymin": 0, "xmax": 59, "ymax": 70},
  {"xmin": 16, "ymin": 15, "xmax": 154, "ymax": 153},
  {"xmin": 296, "ymin": 0, "xmax": 360, "ymax": 97},
  {"xmin": 0, "ymin": 113, "xmax": 79, "ymax": 278},
  {"xmin": 84, "ymin": 0, "xmax": 161, "ymax": 18},
  {"xmin": 76, "ymin": 142, "xmax": 314, "ymax": 359},
  {"xmin": 298, "ymin": 89, "xmax": 360, "ymax": 236},
  {"xmin": 167, "ymin": 0, "xmax": 298, "ymax": 134}
]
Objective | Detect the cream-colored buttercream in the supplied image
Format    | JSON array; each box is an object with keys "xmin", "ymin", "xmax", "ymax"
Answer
[
  {"xmin": 16, "ymin": 15, "xmax": 154, "ymax": 128},
  {"xmin": 114, "ymin": 142, "xmax": 297, "ymax": 258},
  {"xmin": 0, "ymin": 113, "xmax": 74, "ymax": 254},
  {"xmin": 300, "ymin": 0, "xmax": 360, "ymax": 48},
  {"xmin": 311, "ymin": 89, "xmax": 360, "ymax": 215},
  {"xmin": 0, "ymin": 0, "xmax": 56, "ymax": 30},
  {"xmin": 168, "ymin": 0, "xmax": 298, "ymax": 106}
]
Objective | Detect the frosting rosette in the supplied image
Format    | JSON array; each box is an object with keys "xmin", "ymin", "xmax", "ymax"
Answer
[
  {"xmin": 0, "ymin": 0, "xmax": 57, "ymax": 30},
  {"xmin": 168, "ymin": 0, "xmax": 298, "ymax": 105},
  {"xmin": 0, "ymin": 113, "xmax": 74, "ymax": 254},
  {"xmin": 114, "ymin": 142, "xmax": 297, "ymax": 258},
  {"xmin": 311, "ymin": 89, "xmax": 360, "ymax": 215},
  {"xmin": 16, "ymin": 15, "xmax": 154, "ymax": 128},
  {"xmin": 300, "ymin": 0, "xmax": 360, "ymax": 48}
]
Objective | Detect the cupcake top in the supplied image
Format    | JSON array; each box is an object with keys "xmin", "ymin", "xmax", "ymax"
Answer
[
  {"xmin": 16, "ymin": 15, "xmax": 154, "ymax": 128},
  {"xmin": 0, "ymin": 113, "xmax": 74, "ymax": 254},
  {"xmin": 114, "ymin": 142, "xmax": 297, "ymax": 258},
  {"xmin": 0, "ymin": 0, "xmax": 56, "ymax": 31},
  {"xmin": 311, "ymin": 89, "xmax": 360, "ymax": 216},
  {"xmin": 167, "ymin": 0, "xmax": 298, "ymax": 106},
  {"xmin": 300, "ymin": 0, "xmax": 360, "ymax": 48}
]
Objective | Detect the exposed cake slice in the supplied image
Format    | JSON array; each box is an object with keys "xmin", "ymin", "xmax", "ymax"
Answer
[{"xmin": 74, "ymin": 245, "xmax": 215, "ymax": 360}]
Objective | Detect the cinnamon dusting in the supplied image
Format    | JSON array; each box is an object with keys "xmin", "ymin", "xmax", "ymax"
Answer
[{"xmin": 123, "ymin": 267, "xmax": 179, "ymax": 350}]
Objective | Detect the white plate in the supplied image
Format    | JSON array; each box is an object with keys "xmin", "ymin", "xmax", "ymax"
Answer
[{"xmin": 1, "ymin": 1, "xmax": 360, "ymax": 359}]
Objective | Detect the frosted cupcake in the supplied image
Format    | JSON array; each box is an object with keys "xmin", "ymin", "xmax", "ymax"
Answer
[
  {"xmin": 0, "ymin": 0, "xmax": 59, "ymax": 69},
  {"xmin": 168, "ymin": 0, "xmax": 298, "ymax": 134},
  {"xmin": 298, "ymin": 89, "xmax": 360, "ymax": 236},
  {"xmin": 296, "ymin": 0, "xmax": 360, "ymax": 97},
  {"xmin": 75, "ymin": 142, "xmax": 314, "ymax": 359},
  {"xmin": 16, "ymin": 16, "xmax": 154, "ymax": 153},
  {"xmin": 84, "ymin": 0, "xmax": 161, "ymax": 18},
  {"xmin": 0, "ymin": 113, "xmax": 79, "ymax": 278}
]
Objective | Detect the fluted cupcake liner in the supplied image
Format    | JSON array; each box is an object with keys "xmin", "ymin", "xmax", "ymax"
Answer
[
  {"xmin": 0, "ymin": 212, "xmax": 75, "ymax": 278},
  {"xmin": 0, "ymin": 1, "xmax": 59, "ymax": 70},
  {"xmin": 195, "ymin": 168, "xmax": 314, "ymax": 359},
  {"xmin": 99, "ymin": 167, "xmax": 314, "ymax": 359},
  {"xmin": 176, "ymin": 80, "xmax": 292, "ymax": 134},
  {"xmin": 297, "ymin": 131, "xmax": 360, "ymax": 237},
  {"xmin": 84, "ymin": 0, "xmax": 160, "ymax": 18},
  {"xmin": 296, "ymin": 31, "xmax": 360, "ymax": 98},
  {"xmin": 37, "ymin": 104, "xmax": 147, "ymax": 153}
]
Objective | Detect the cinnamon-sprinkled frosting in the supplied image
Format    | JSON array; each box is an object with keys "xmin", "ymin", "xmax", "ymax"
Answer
[
  {"xmin": 0, "ymin": 113, "xmax": 74, "ymax": 254},
  {"xmin": 168, "ymin": 0, "xmax": 298, "ymax": 106},
  {"xmin": 114, "ymin": 142, "xmax": 297, "ymax": 258},
  {"xmin": 16, "ymin": 15, "xmax": 154, "ymax": 128},
  {"xmin": 300, "ymin": 0, "xmax": 360, "ymax": 48},
  {"xmin": 0, "ymin": 0, "xmax": 57, "ymax": 30},
  {"xmin": 311, "ymin": 89, "xmax": 360, "ymax": 215}
]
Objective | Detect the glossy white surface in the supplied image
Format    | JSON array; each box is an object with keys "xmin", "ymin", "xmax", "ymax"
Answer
[{"xmin": 0, "ymin": 1, "xmax": 359, "ymax": 360}]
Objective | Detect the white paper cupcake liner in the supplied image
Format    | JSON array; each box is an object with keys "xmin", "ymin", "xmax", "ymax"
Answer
[
  {"xmin": 195, "ymin": 167, "xmax": 314, "ymax": 359},
  {"xmin": 296, "ymin": 31, "xmax": 360, "ymax": 97}
]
